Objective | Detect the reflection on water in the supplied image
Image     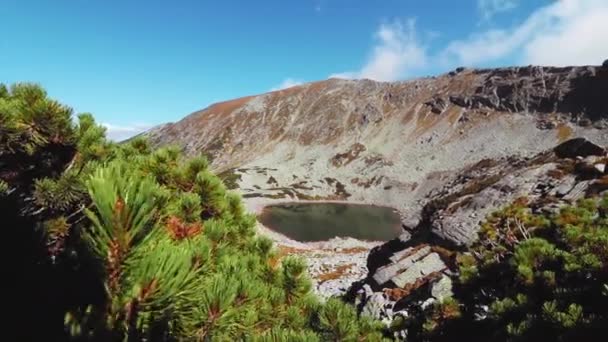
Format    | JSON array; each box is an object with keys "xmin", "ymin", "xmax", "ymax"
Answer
[{"xmin": 258, "ymin": 202, "xmax": 402, "ymax": 242}]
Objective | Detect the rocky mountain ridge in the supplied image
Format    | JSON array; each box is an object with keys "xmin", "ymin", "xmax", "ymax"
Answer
[{"xmin": 148, "ymin": 64, "xmax": 608, "ymax": 227}]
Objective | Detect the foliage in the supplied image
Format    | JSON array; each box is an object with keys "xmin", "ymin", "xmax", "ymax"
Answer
[
  {"xmin": 318, "ymin": 298, "xmax": 387, "ymax": 341},
  {"xmin": 418, "ymin": 196, "xmax": 608, "ymax": 341},
  {"xmin": 1, "ymin": 82, "xmax": 382, "ymax": 340}
]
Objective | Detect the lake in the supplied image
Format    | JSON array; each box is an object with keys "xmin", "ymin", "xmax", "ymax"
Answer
[{"xmin": 258, "ymin": 202, "xmax": 402, "ymax": 242}]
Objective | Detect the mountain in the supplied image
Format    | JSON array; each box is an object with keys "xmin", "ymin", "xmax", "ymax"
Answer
[
  {"xmin": 147, "ymin": 64, "xmax": 608, "ymax": 226},
  {"xmin": 146, "ymin": 64, "xmax": 608, "ymax": 337}
]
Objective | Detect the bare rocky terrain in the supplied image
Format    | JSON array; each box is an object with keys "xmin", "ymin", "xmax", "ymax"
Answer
[
  {"xmin": 146, "ymin": 63, "xmax": 608, "ymax": 305},
  {"xmin": 345, "ymin": 137, "xmax": 608, "ymax": 337}
]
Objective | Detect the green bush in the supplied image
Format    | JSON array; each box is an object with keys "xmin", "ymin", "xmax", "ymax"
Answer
[
  {"xmin": 1, "ymin": 82, "xmax": 383, "ymax": 341},
  {"xmin": 422, "ymin": 196, "xmax": 608, "ymax": 341}
]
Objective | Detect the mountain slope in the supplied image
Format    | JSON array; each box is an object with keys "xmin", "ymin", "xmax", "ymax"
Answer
[{"xmin": 148, "ymin": 65, "xmax": 608, "ymax": 228}]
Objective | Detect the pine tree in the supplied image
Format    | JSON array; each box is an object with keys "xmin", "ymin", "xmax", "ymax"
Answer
[
  {"xmin": 414, "ymin": 197, "xmax": 608, "ymax": 341},
  {"xmin": 2, "ymin": 82, "xmax": 385, "ymax": 340}
]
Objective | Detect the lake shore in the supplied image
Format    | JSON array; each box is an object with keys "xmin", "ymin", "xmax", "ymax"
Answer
[{"xmin": 244, "ymin": 197, "xmax": 386, "ymax": 298}]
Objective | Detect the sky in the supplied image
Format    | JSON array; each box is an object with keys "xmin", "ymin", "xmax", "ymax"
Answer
[{"xmin": 2, "ymin": 0, "xmax": 608, "ymax": 140}]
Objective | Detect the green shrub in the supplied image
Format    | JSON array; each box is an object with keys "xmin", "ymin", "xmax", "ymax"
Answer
[{"xmin": 1, "ymin": 82, "xmax": 383, "ymax": 341}]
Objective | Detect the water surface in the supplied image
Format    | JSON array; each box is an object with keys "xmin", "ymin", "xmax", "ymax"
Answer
[{"xmin": 258, "ymin": 202, "xmax": 402, "ymax": 242}]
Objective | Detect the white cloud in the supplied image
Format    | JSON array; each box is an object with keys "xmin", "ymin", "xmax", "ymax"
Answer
[
  {"xmin": 102, "ymin": 123, "xmax": 155, "ymax": 141},
  {"xmin": 441, "ymin": 28, "xmax": 530, "ymax": 66},
  {"xmin": 330, "ymin": 19, "xmax": 428, "ymax": 82},
  {"xmin": 443, "ymin": 0, "xmax": 608, "ymax": 67},
  {"xmin": 324, "ymin": 0, "xmax": 608, "ymax": 83},
  {"xmin": 270, "ymin": 78, "xmax": 304, "ymax": 91},
  {"xmin": 478, "ymin": 0, "xmax": 518, "ymax": 21},
  {"xmin": 523, "ymin": 2, "xmax": 608, "ymax": 66}
]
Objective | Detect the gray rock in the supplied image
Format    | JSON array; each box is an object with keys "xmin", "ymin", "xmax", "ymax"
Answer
[
  {"xmin": 563, "ymin": 181, "xmax": 591, "ymax": 202},
  {"xmin": 401, "ymin": 216, "xmax": 420, "ymax": 230},
  {"xmin": 431, "ymin": 163, "xmax": 557, "ymax": 246},
  {"xmin": 581, "ymin": 155, "xmax": 603, "ymax": 165},
  {"xmin": 421, "ymin": 298, "xmax": 437, "ymax": 310},
  {"xmin": 431, "ymin": 275, "xmax": 453, "ymax": 301},
  {"xmin": 594, "ymin": 120, "xmax": 608, "ymax": 129},
  {"xmin": 391, "ymin": 253, "xmax": 446, "ymax": 288},
  {"xmin": 355, "ymin": 284, "xmax": 375, "ymax": 308},
  {"xmin": 542, "ymin": 203, "xmax": 562, "ymax": 216},
  {"xmin": 449, "ymin": 95, "xmax": 470, "ymax": 108},
  {"xmin": 398, "ymin": 231, "xmax": 412, "ymax": 243},
  {"xmin": 424, "ymin": 97, "xmax": 448, "ymax": 114},
  {"xmin": 578, "ymin": 118, "xmax": 592, "ymax": 127},
  {"xmin": 389, "ymin": 246, "xmax": 417, "ymax": 263},
  {"xmin": 552, "ymin": 175, "xmax": 577, "ymax": 197},
  {"xmin": 474, "ymin": 305, "xmax": 489, "ymax": 321},
  {"xmin": 361, "ymin": 292, "xmax": 390, "ymax": 320},
  {"xmin": 373, "ymin": 246, "xmax": 432, "ymax": 285}
]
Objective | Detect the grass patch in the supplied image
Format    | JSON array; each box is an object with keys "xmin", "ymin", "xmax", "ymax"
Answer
[
  {"xmin": 316, "ymin": 263, "xmax": 356, "ymax": 283},
  {"xmin": 556, "ymin": 123, "xmax": 573, "ymax": 142}
]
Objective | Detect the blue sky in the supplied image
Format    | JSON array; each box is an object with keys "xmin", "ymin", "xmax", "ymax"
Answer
[{"xmin": 2, "ymin": 0, "xmax": 607, "ymax": 140}]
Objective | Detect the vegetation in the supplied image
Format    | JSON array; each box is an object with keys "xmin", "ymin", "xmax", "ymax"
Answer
[
  {"xmin": 1, "ymin": 83, "xmax": 385, "ymax": 341},
  {"xmin": 408, "ymin": 197, "xmax": 608, "ymax": 341},
  {"xmin": 7, "ymin": 81, "xmax": 608, "ymax": 341}
]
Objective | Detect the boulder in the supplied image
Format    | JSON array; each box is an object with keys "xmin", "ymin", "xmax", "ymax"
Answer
[
  {"xmin": 398, "ymin": 231, "xmax": 412, "ymax": 243},
  {"xmin": 430, "ymin": 163, "xmax": 557, "ymax": 246},
  {"xmin": 578, "ymin": 118, "xmax": 592, "ymax": 127},
  {"xmin": 594, "ymin": 120, "xmax": 608, "ymax": 129},
  {"xmin": 401, "ymin": 210, "xmax": 422, "ymax": 230},
  {"xmin": 431, "ymin": 275, "xmax": 453, "ymax": 301},
  {"xmin": 361, "ymin": 292, "xmax": 391, "ymax": 320},
  {"xmin": 424, "ymin": 97, "xmax": 448, "ymax": 114},
  {"xmin": 373, "ymin": 246, "xmax": 432, "ymax": 285},
  {"xmin": 449, "ymin": 95, "xmax": 470, "ymax": 108},
  {"xmin": 554, "ymin": 138, "xmax": 605, "ymax": 159},
  {"xmin": 551, "ymin": 175, "xmax": 577, "ymax": 197},
  {"xmin": 391, "ymin": 252, "xmax": 446, "ymax": 288},
  {"xmin": 355, "ymin": 284, "xmax": 374, "ymax": 308},
  {"xmin": 448, "ymin": 67, "xmax": 467, "ymax": 76},
  {"xmin": 563, "ymin": 180, "xmax": 591, "ymax": 202},
  {"xmin": 575, "ymin": 156, "xmax": 607, "ymax": 177},
  {"xmin": 366, "ymin": 236, "xmax": 411, "ymax": 276}
]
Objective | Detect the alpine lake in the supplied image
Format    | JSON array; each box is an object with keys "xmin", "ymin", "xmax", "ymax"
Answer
[{"xmin": 258, "ymin": 202, "xmax": 402, "ymax": 242}]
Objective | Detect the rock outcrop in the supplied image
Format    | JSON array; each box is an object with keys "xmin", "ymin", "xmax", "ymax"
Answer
[
  {"xmin": 447, "ymin": 66, "xmax": 608, "ymax": 119},
  {"xmin": 553, "ymin": 137, "xmax": 606, "ymax": 158},
  {"xmin": 349, "ymin": 138, "xmax": 608, "ymax": 330}
]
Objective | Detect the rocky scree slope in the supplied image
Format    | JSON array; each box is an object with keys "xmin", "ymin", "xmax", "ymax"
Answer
[
  {"xmin": 147, "ymin": 64, "xmax": 608, "ymax": 226},
  {"xmin": 346, "ymin": 137, "xmax": 608, "ymax": 337}
]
